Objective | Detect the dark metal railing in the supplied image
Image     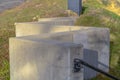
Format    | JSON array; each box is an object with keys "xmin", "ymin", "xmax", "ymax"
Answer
[{"xmin": 74, "ymin": 58, "xmax": 120, "ymax": 80}]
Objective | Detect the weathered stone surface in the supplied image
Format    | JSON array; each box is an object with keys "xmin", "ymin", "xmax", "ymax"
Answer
[
  {"xmin": 74, "ymin": 28, "xmax": 110, "ymax": 73},
  {"xmin": 15, "ymin": 24, "xmax": 71, "ymax": 37},
  {"xmin": 38, "ymin": 17, "xmax": 77, "ymax": 23},
  {"xmin": 9, "ymin": 37, "xmax": 83, "ymax": 80},
  {"xmin": 15, "ymin": 17, "xmax": 77, "ymax": 37},
  {"xmin": 15, "ymin": 23, "xmax": 95, "ymax": 37},
  {"xmin": 14, "ymin": 22, "xmax": 110, "ymax": 79},
  {"xmin": 25, "ymin": 27, "xmax": 109, "ymax": 79},
  {"xmin": 56, "ymin": 28, "xmax": 109, "ymax": 79}
]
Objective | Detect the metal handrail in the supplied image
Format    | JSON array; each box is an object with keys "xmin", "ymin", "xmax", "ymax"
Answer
[{"xmin": 74, "ymin": 58, "xmax": 120, "ymax": 80}]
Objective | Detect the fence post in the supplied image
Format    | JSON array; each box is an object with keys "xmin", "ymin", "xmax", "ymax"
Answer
[{"xmin": 68, "ymin": 0, "xmax": 82, "ymax": 15}]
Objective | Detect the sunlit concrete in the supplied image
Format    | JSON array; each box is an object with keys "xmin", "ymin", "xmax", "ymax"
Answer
[
  {"xmin": 38, "ymin": 17, "xmax": 78, "ymax": 22},
  {"xmin": 21, "ymin": 27, "xmax": 109, "ymax": 79},
  {"xmin": 15, "ymin": 22, "xmax": 94, "ymax": 37},
  {"xmin": 15, "ymin": 24, "xmax": 72, "ymax": 37},
  {"xmin": 15, "ymin": 25, "xmax": 110, "ymax": 73},
  {"xmin": 15, "ymin": 17, "xmax": 78, "ymax": 37},
  {"xmin": 13, "ymin": 16, "xmax": 110, "ymax": 79},
  {"xmin": 9, "ymin": 37, "xmax": 83, "ymax": 80}
]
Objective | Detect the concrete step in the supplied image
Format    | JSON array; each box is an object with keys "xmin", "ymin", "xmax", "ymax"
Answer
[
  {"xmin": 12, "ymin": 17, "xmax": 110, "ymax": 80},
  {"xmin": 9, "ymin": 36, "xmax": 83, "ymax": 80},
  {"xmin": 15, "ymin": 17, "xmax": 78, "ymax": 37},
  {"xmin": 38, "ymin": 17, "xmax": 78, "ymax": 23},
  {"xmin": 30, "ymin": 27, "xmax": 109, "ymax": 79},
  {"xmin": 13, "ymin": 26, "xmax": 110, "ymax": 79}
]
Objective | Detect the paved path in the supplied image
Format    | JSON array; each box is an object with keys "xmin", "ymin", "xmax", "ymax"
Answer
[{"xmin": 0, "ymin": 0, "xmax": 25, "ymax": 12}]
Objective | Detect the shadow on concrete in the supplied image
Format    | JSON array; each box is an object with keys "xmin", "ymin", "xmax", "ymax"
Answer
[{"xmin": 83, "ymin": 49, "xmax": 98, "ymax": 80}]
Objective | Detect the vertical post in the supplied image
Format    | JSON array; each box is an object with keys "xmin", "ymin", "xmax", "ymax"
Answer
[{"xmin": 68, "ymin": 0, "xmax": 82, "ymax": 15}]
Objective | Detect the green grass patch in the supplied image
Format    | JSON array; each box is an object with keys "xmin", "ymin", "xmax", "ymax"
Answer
[{"xmin": 0, "ymin": 59, "xmax": 10, "ymax": 80}]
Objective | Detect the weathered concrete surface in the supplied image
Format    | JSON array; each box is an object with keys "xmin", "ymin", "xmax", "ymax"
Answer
[
  {"xmin": 17, "ymin": 27, "xmax": 109, "ymax": 79},
  {"xmin": 14, "ymin": 22, "xmax": 110, "ymax": 79},
  {"xmin": 55, "ymin": 27, "xmax": 109, "ymax": 73},
  {"xmin": 55, "ymin": 28, "xmax": 109, "ymax": 79},
  {"xmin": 9, "ymin": 37, "xmax": 83, "ymax": 80},
  {"xmin": 15, "ymin": 23, "xmax": 93, "ymax": 37},
  {"xmin": 15, "ymin": 24, "xmax": 71, "ymax": 37},
  {"xmin": 74, "ymin": 28, "xmax": 110, "ymax": 73},
  {"xmin": 24, "ymin": 27, "xmax": 109, "ymax": 79},
  {"xmin": 38, "ymin": 17, "xmax": 77, "ymax": 23},
  {"xmin": 15, "ymin": 17, "xmax": 78, "ymax": 37}
]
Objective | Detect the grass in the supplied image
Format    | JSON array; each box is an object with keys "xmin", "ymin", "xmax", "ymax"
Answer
[
  {"xmin": 0, "ymin": 0, "xmax": 120, "ymax": 80},
  {"xmin": 76, "ymin": 0, "xmax": 120, "ymax": 79},
  {"xmin": 0, "ymin": 59, "xmax": 9, "ymax": 80}
]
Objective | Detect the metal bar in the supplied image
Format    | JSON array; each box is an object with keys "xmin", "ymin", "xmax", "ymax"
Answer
[{"xmin": 78, "ymin": 59, "xmax": 120, "ymax": 80}]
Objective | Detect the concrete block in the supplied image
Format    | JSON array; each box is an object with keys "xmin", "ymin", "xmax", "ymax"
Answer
[
  {"xmin": 26, "ymin": 27, "xmax": 109, "ymax": 79},
  {"xmin": 15, "ymin": 24, "xmax": 71, "ymax": 37},
  {"xmin": 15, "ymin": 23, "xmax": 94, "ymax": 37},
  {"xmin": 74, "ymin": 28, "xmax": 110, "ymax": 73},
  {"xmin": 38, "ymin": 17, "xmax": 78, "ymax": 23},
  {"xmin": 15, "ymin": 17, "xmax": 78, "ymax": 37},
  {"xmin": 58, "ymin": 28, "xmax": 109, "ymax": 79},
  {"xmin": 9, "ymin": 37, "xmax": 83, "ymax": 80},
  {"xmin": 14, "ymin": 22, "xmax": 110, "ymax": 79}
]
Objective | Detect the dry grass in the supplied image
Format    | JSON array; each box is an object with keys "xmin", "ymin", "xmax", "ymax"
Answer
[{"xmin": 105, "ymin": 0, "xmax": 120, "ymax": 15}]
